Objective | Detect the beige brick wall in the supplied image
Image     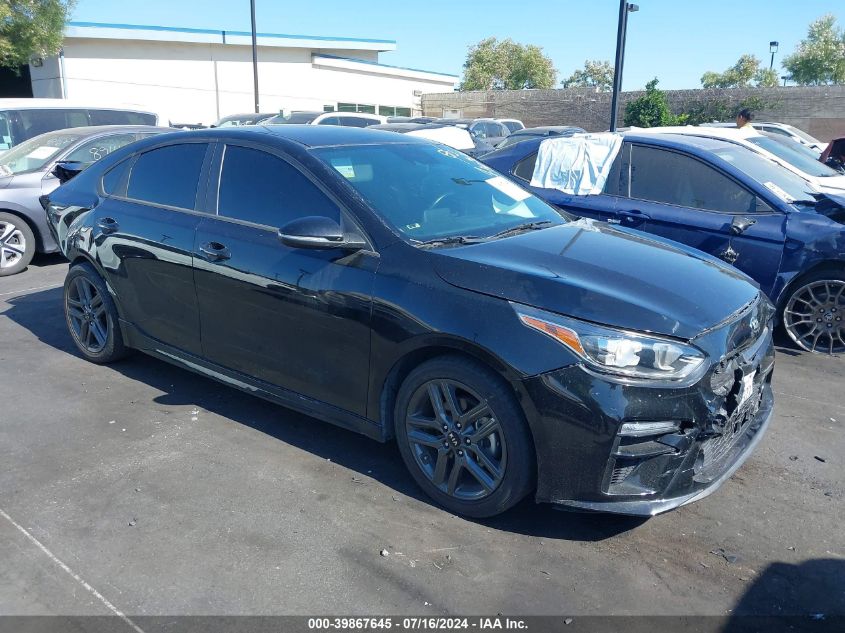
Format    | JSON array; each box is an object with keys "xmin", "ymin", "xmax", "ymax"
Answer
[{"xmin": 422, "ymin": 86, "xmax": 845, "ymax": 142}]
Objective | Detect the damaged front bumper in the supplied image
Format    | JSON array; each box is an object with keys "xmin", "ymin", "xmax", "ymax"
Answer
[
  {"xmin": 521, "ymin": 304, "xmax": 776, "ymax": 517},
  {"xmin": 553, "ymin": 384, "xmax": 773, "ymax": 516}
]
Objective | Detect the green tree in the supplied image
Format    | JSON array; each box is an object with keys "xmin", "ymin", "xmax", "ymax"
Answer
[
  {"xmin": 561, "ymin": 59, "xmax": 614, "ymax": 91},
  {"xmin": 701, "ymin": 54, "xmax": 778, "ymax": 88},
  {"xmin": 0, "ymin": 0, "xmax": 75, "ymax": 70},
  {"xmin": 460, "ymin": 37, "xmax": 556, "ymax": 90},
  {"xmin": 623, "ymin": 78, "xmax": 675, "ymax": 128},
  {"xmin": 782, "ymin": 14, "xmax": 845, "ymax": 85}
]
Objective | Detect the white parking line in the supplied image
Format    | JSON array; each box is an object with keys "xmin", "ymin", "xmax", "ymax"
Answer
[
  {"xmin": 0, "ymin": 507, "xmax": 146, "ymax": 633},
  {"xmin": 0, "ymin": 283, "xmax": 62, "ymax": 299}
]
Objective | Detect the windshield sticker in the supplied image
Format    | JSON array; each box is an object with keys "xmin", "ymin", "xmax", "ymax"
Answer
[
  {"xmin": 25, "ymin": 146, "xmax": 60, "ymax": 160},
  {"xmin": 330, "ymin": 160, "xmax": 355, "ymax": 179},
  {"xmin": 486, "ymin": 175, "xmax": 531, "ymax": 201},
  {"xmin": 763, "ymin": 181, "xmax": 795, "ymax": 203}
]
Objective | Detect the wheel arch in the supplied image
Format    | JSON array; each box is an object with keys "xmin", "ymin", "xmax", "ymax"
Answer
[
  {"xmin": 375, "ymin": 338, "xmax": 539, "ymax": 455},
  {"xmin": 67, "ymin": 253, "xmax": 129, "ymax": 323},
  {"xmin": 775, "ymin": 259, "xmax": 845, "ymax": 313}
]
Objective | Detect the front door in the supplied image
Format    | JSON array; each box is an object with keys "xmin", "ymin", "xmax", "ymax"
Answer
[
  {"xmin": 193, "ymin": 143, "xmax": 377, "ymax": 416},
  {"xmin": 617, "ymin": 143, "xmax": 786, "ymax": 295}
]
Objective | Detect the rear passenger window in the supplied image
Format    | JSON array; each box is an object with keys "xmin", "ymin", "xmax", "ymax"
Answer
[
  {"xmin": 217, "ymin": 145, "xmax": 340, "ymax": 228},
  {"xmin": 88, "ymin": 110, "xmax": 157, "ymax": 126},
  {"xmin": 513, "ymin": 153, "xmax": 537, "ymax": 181},
  {"xmin": 628, "ymin": 145, "xmax": 755, "ymax": 214},
  {"xmin": 127, "ymin": 143, "xmax": 207, "ymax": 209}
]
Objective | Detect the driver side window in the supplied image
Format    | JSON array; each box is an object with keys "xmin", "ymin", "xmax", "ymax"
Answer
[{"xmin": 628, "ymin": 145, "xmax": 755, "ymax": 214}]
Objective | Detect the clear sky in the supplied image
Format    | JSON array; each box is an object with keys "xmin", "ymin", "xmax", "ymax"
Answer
[{"xmin": 70, "ymin": 0, "xmax": 844, "ymax": 91}]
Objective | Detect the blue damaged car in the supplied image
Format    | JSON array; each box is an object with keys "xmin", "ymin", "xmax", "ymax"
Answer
[{"xmin": 482, "ymin": 133, "xmax": 845, "ymax": 354}]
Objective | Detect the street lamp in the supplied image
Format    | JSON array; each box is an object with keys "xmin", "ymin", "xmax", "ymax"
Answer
[
  {"xmin": 251, "ymin": 0, "xmax": 260, "ymax": 113},
  {"xmin": 769, "ymin": 41, "xmax": 779, "ymax": 70},
  {"xmin": 609, "ymin": 1, "xmax": 639, "ymax": 132}
]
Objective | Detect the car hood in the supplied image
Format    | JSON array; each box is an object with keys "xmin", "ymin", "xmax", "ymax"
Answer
[{"xmin": 432, "ymin": 219, "xmax": 760, "ymax": 340}]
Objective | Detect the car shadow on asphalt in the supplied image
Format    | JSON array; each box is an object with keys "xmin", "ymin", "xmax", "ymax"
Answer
[
  {"xmin": 723, "ymin": 558, "xmax": 845, "ymax": 629},
  {"xmin": 6, "ymin": 287, "xmax": 647, "ymax": 541},
  {"xmin": 30, "ymin": 253, "xmax": 67, "ymax": 269}
]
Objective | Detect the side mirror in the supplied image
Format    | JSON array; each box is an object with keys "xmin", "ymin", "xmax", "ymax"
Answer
[
  {"xmin": 730, "ymin": 215, "xmax": 757, "ymax": 235},
  {"xmin": 278, "ymin": 216, "xmax": 366, "ymax": 251},
  {"xmin": 52, "ymin": 161, "xmax": 88, "ymax": 184}
]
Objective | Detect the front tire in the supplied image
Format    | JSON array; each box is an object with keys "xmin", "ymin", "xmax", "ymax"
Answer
[
  {"xmin": 0, "ymin": 212, "xmax": 35, "ymax": 276},
  {"xmin": 64, "ymin": 263, "xmax": 128, "ymax": 363},
  {"xmin": 394, "ymin": 356, "xmax": 534, "ymax": 518},
  {"xmin": 782, "ymin": 271, "xmax": 845, "ymax": 355}
]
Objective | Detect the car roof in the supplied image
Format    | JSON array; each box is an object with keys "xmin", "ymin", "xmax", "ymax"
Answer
[
  {"xmin": 623, "ymin": 131, "xmax": 741, "ymax": 152},
  {"xmin": 38, "ymin": 124, "xmax": 171, "ymax": 137},
  {"xmin": 514, "ymin": 126, "xmax": 583, "ymax": 135},
  {"xmin": 254, "ymin": 124, "xmax": 428, "ymax": 147},
  {"xmin": 0, "ymin": 99, "xmax": 155, "ymax": 113}
]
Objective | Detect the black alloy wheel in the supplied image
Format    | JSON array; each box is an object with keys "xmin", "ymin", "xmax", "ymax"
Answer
[
  {"xmin": 394, "ymin": 356, "xmax": 534, "ymax": 518},
  {"xmin": 64, "ymin": 263, "xmax": 128, "ymax": 363}
]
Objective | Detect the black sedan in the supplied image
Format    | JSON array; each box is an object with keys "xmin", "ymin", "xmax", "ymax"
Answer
[{"xmin": 44, "ymin": 126, "xmax": 774, "ymax": 518}]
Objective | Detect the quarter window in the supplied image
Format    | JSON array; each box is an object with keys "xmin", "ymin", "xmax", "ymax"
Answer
[
  {"xmin": 217, "ymin": 145, "xmax": 340, "ymax": 228},
  {"xmin": 513, "ymin": 152, "xmax": 537, "ymax": 181},
  {"xmin": 126, "ymin": 143, "xmax": 208, "ymax": 209},
  {"xmin": 628, "ymin": 145, "xmax": 755, "ymax": 214}
]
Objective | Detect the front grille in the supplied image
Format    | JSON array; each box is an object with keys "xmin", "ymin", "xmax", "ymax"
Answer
[{"xmin": 701, "ymin": 383, "xmax": 765, "ymax": 469}]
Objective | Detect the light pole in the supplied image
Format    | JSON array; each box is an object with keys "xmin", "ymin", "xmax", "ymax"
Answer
[
  {"xmin": 251, "ymin": 0, "xmax": 260, "ymax": 113},
  {"xmin": 609, "ymin": 1, "xmax": 639, "ymax": 132},
  {"xmin": 769, "ymin": 41, "xmax": 779, "ymax": 70}
]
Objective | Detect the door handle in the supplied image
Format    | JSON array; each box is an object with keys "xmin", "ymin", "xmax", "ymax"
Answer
[
  {"xmin": 199, "ymin": 241, "xmax": 231, "ymax": 262},
  {"xmin": 617, "ymin": 209, "xmax": 651, "ymax": 224},
  {"xmin": 96, "ymin": 217, "xmax": 119, "ymax": 234}
]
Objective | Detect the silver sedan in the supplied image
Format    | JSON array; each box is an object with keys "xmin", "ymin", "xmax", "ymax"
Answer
[{"xmin": 0, "ymin": 125, "xmax": 171, "ymax": 276}]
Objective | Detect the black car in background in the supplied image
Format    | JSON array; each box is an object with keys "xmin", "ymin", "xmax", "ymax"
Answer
[{"xmin": 45, "ymin": 126, "xmax": 774, "ymax": 518}]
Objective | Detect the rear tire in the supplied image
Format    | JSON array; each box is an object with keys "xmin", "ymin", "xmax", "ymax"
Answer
[
  {"xmin": 0, "ymin": 212, "xmax": 35, "ymax": 277},
  {"xmin": 64, "ymin": 263, "xmax": 129, "ymax": 364},
  {"xmin": 394, "ymin": 355, "xmax": 534, "ymax": 518}
]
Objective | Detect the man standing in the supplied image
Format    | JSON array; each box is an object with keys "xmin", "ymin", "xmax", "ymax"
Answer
[{"xmin": 735, "ymin": 108, "xmax": 754, "ymax": 130}]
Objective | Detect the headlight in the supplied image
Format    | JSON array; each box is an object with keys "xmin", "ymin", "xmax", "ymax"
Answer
[{"xmin": 514, "ymin": 305, "xmax": 706, "ymax": 381}]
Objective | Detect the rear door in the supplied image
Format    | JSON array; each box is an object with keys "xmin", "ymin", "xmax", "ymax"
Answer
[
  {"xmin": 618, "ymin": 143, "xmax": 786, "ymax": 293},
  {"xmin": 91, "ymin": 141, "xmax": 211, "ymax": 355},
  {"xmin": 192, "ymin": 142, "xmax": 377, "ymax": 415},
  {"xmin": 508, "ymin": 147, "xmax": 621, "ymax": 223}
]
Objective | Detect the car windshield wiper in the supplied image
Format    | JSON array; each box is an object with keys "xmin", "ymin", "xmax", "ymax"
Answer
[
  {"xmin": 415, "ymin": 235, "xmax": 486, "ymax": 249},
  {"xmin": 489, "ymin": 220, "xmax": 555, "ymax": 239}
]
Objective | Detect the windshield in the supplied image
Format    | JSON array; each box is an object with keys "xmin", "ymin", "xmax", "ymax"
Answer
[
  {"xmin": 265, "ymin": 112, "xmax": 320, "ymax": 125},
  {"xmin": 747, "ymin": 136, "xmax": 838, "ymax": 178},
  {"xmin": 311, "ymin": 143, "xmax": 564, "ymax": 243},
  {"xmin": 217, "ymin": 114, "xmax": 267, "ymax": 127},
  {"xmin": 783, "ymin": 124, "xmax": 822, "ymax": 146},
  {"xmin": 0, "ymin": 130, "xmax": 82, "ymax": 176},
  {"xmin": 0, "ymin": 112, "xmax": 15, "ymax": 150},
  {"xmin": 712, "ymin": 145, "xmax": 818, "ymax": 203}
]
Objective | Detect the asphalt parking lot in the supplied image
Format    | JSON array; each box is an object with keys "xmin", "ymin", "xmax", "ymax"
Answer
[{"xmin": 1, "ymin": 256, "xmax": 843, "ymax": 621}]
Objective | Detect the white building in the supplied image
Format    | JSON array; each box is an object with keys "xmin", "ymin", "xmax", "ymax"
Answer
[{"xmin": 28, "ymin": 21, "xmax": 458, "ymax": 125}]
